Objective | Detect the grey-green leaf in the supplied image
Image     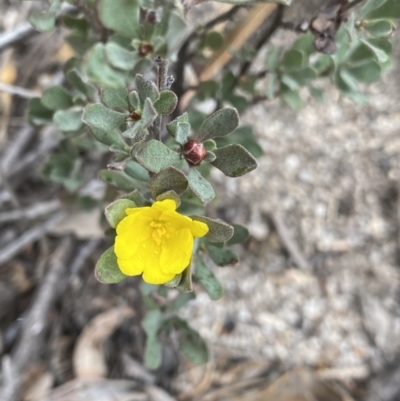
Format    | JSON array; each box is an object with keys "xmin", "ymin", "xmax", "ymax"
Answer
[
  {"xmin": 149, "ymin": 166, "xmax": 188, "ymax": 198},
  {"xmin": 89, "ymin": 127, "xmax": 128, "ymax": 150},
  {"xmin": 153, "ymin": 90, "xmax": 178, "ymax": 115},
  {"xmin": 195, "ymin": 257, "xmax": 223, "ymax": 300},
  {"xmin": 156, "ymin": 190, "xmax": 182, "ymax": 208},
  {"xmin": 87, "ymin": 43, "xmax": 126, "ymax": 87},
  {"xmin": 82, "ymin": 103, "xmax": 127, "ymax": 131},
  {"xmin": 54, "ymin": 109, "xmax": 83, "ymax": 132},
  {"xmin": 187, "ymin": 168, "xmax": 215, "ymax": 202},
  {"xmin": 105, "ymin": 198, "xmax": 136, "ymax": 228},
  {"xmin": 211, "ymin": 144, "xmax": 257, "ymax": 177},
  {"xmin": 176, "ymin": 262, "xmax": 193, "ymax": 293},
  {"xmin": 191, "ymin": 215, "xmax": 233, "ymax": 243},
  {"xmin": 135, "ymin": 74, "xmax": 159, "ymax": 106},
  {"xmin": 122, "ymin": 122, "xmax": 149, "ymax": 142},
  {"xmin": 105, "ymin": 42, "xmax": 139, "ymax": 71},
  {"xmin": 135, "ymin": 140, "xmax": 181, "ymax": 173},
  {"xmin": 28, "ymin": 98, "xmax": 53, "ymax": 125},
  {"xmin": 124, "ymin": 160, "xmax": 150, "ymax": 181},
  {"xmin": 179, "ymin": 322, "xmax": 208, "ymax": 365},
  {"xmin": 141, "ymin": 98, "xmax": 158, "ymax": 128},
  {"xmin": 196, "ymin": 108, "xmax": 239, "ymax": 142},
  {"xmin": 142, "ymin": 309, "xmax": 163, "ymax": 369},
  {"xmin": 129, "ymin": 91, "xmax": 140, "ymax": 109},
  {"xmin": 42, "ymin": 86, "xmax": 73, "ymax": 110},
  {"xmin": 176, "ymin": 122, "xmax": 190, "ymax": 146},
  {"xmin": 102, "ymin": 86, "xmax": 129, "ymax": 110},
  {"xmin": 95, "ymin": 246, "xmax": 127, "ymax": 284},
  {"xmin": 227, "ymin": 223, "xmax": 249, "ymax": 245},
  {"xmin": 167, "ymin": 112, "xmax": 189, "ymax": 138},
  {"xmin": 99, "ymin": 169, "xmax": 144, "ymax": 191},
  {"xmin": 99, "ymin": 0, "xmax": 140, "ymax": 38},
  {"xmin": 207, "ymin": 245, "xmax": 239, "ymax": 266},
  {"xmin": 122, "ymin": 189, "xmax": 149, "ymax": 206}
]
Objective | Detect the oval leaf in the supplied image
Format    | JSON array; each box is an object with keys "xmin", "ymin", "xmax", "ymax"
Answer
[
  {"xmin": 102, "ymin": 86, "xmax": 129, "ymax": 110},
  {"xmin": 207, "ymin": 245, "xmax": 239, "ymax": 267},
  {"xmin": 153, "ymin": 90, "xmax": 178, "ymax": 115},
  {"xmin": 190, "ymin": 215, "xmax": 233, "ymax": 243},
  {"xmin": 211, "ymin": 144, "xmax": 257, "ymax": 177},
  {"xmin": 95, "ymin": 246, "xmax": 127, "ymax": 284},
  {"xmin": 83, "ymin": 103, "xmax": 127, "ymax": 132},
  {"xmin": 149, "ymin": 166, "xmax": 188, "ymax": 198},
  {"xmin": 42, "ymin": 86, "xmax": 73, "ymax": 110},
  {"xmin": 187, "ymin": 168, "xmax": 215, "ymax": 203},
  {"xmin": 195, "ymin": 257, "xmax": 223, "ymax": 300},
  {"xmin": 196, "ymin": 108, "xmax": 239, "ymax": 142},
  {"xmin": 135, "ymin": 140, "xmax": 181, "ymax": 173},
  {"xmin": 105, "ymin": 198, "xmax": 136, "ymax": 228}
]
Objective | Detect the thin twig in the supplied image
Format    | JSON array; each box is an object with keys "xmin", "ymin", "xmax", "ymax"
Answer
[
  {"xmin": 237, "ymin": 5, "xmax": 284, "ymax": 80},
  {"xmin": 269, "ymin": 213, "xmax": 311, "ymax": 270},
  {"xmin": 0, "ymin": 82, "xmax": 40, "ymax": 98},
  {"xmin": 153, "ymin": 57, "xmax": 170, "ymax": 141},
  {"xmin": 0, "ymin": 4, "xmax": 78, "ymax": 52},
  {"xmin": 0, "ymin": 200, "xmax": 62, "ymax": 223},
  {"xmin": 0, "ymin": 211, "xmax": 66, "ymax": 266},
  {"xmin": 0, "ymin": 236, "xmax": 75, "ymax": 401}
]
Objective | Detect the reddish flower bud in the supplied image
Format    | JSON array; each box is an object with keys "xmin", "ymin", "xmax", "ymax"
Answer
[
  {"xmin": 138, "ymin": 42, "xmax": 153, "ymax": 57},
  {"xmin": 130, "ymin": 111, "xmax": 141, "ymax": 121},
  {"xmin": 182, "ymin": 140, "xmax": 207, "ymax": 166}
]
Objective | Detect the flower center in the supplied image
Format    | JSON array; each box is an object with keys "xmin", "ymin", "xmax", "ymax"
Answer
[{"xmin": 150, "ymin": 220, "xmax": 170, "ymax": 245}]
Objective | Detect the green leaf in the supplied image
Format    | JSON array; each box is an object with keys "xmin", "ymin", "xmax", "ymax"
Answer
[
  {"xmin": 227, "ymin": 224, "xmax": 249, "ymax": 245},
  {"xmin": 281, "ymin": 86, "xmax": 302, "ymax": 110},
  {"xmin": 227, "ymin": 126, "xmax": 263, "ymax": 158},
  {"xmin": 82, "ymin": 103, "xmax": 127, "ymax": 132},
  {"xmin": 142, "ymin": 309, "xmax": 163, "ymax": 369},
  {"xmin": 286, "ymin": 67, "xmax": 317, "ymax": 86},
  {"xmin": 42, "ymin": 86, "xmax": 73, "ymax": 110},
  {"xmin": 164, "ymin": 273, "xmax": 182, "ymax": 288},
  {"xmin": 205, "ymin": 152, "xmax": 216, "ymax": 163},
  {"xmin": 171, "ymin": 292, "xmax": 195, "ymax": 311},
  {"xmin": 136, "ymin": 140, "xmax": 181, "ymax": 173},
  {"xmin": 165, "ymin": 11, "xmax": 187, "ymax": 52},
  {"xmin": 156, "ymin": 190, "xmax": 182, "ymax": 208},
  {"xmin": 135, "ymin": 74, "xmax": 159, "ymax": 106},
  {"xmin": 359, "ymin": 0, "xmax": 387, "ymax": 18},
  {"xmin": 30, "ymin": 0, "xmax": 60, "ymax": 32},
  {"xmin": 99, "ymin": 0, "xmax": 140, "ymax": 38},
  {"xmin": 67, "ymin": 69, "xmax": 95, "ymax": 99},
  {"xmin": 153, "ymin": 90, "xmax": 178, "ymax": 115},
  {"xmin": 167, "ymin": 112, "xmax": 189, "ymax": 137},
  {"xmin": 89, "ymin": 127, "xmax": 128, "ymax": 150},
  {"xmin": 124, "ymin": 160, "xmax": 150, "ymax": 181},
  {"xmin": 195, "ymin": 257, "xmax": 223, "ymax": 300},
  {"xmin": 361, "ymin": 38, "xmax": 391, "ymax": 63},
  {"xmin": 105, "ymin": 198, "xmax": 136, "ymax": 228},
  {"xmin": 191, "ymin": 215, "xmax": 233, "ymax": 243},
  {"xmin": 99, "ymin": 169, "xmax": 144, "ymax": 191},
  {"xmin": 281, "ymin": 49, "xmax": 304, "ymax": 70},
  {"xmin": 207, "ymin": 0, "xmax": 291, "ymax": 4},
  {"xmin": 28, "ymin": 98, "xmax": 53, "ymax": 125},
  {"xmin": 54, "ymin": 109, "xmax": 83, "ymax": 132},
  {"xmin": 102, "ymin": 86, "xmax": 129, "ymax": 110},
  {"xmin": 176, "ymin": 122, "xmax": 190, "ymax": 146},
  {"xmin": 207, "ymin": 245, "xmax": 239, "ymax": 266},
  {"xmin": 105, "ymin": 42, "xmax": 139, "ymax": 71},
  {"xmin": 122, "ymin": 122, "xmax": 149, "ymax": 142},
  {"xmin": 196, "ymin": 108, "xmax": 239, "ymax": 142},
  {"xmin": 346, "ymin": 60, "xmax": 381, "ymax": 83},
  {"xmin": 95, "ymin": 246, "xmax": 127, "ymax": 284},
  {"xmin": 149, "ymin": 166, "xmax": 188, "ymax": 198},
  {"xmin": 122, "ymin": 189, "xmax": 149, "ymax": 206},
  {"xmin": 363, "ymin": 0, "xmax": 400, "ymax": 20},
  {"xmin": 141, "ymin": 98, "xmax": 158, "ymax": 128},
  {"xmin": 364, "ymin": 20, "xmax": 394, "ymax": 38},
  {"xmin": 203, "ymin": 31, "xmax": 224, "ymax": 50},
  {"xmin": 178, "ymin": 321, "xmax": 208, "ymax": 365},
  {"xmin": 203, "ymin": 139, "xmax": 217, "ymax": 151},
  {"xmin": 211, "ymin": 144, "xmax": 257, "ymax": 177},
  {"xmin": 265, "ymin": 47, "xmax": 280, "ymax": 70},
  {"xmin": 187, "ymin": 168, "xmax": 215, "ymax": 202},
  {"xmin": 129, "ymin": 91, "xmax": 140, "ymax": 109},
  {"xmin": 87, "ymin": 43, "xmax": 126, "ymax": 87},
  {"xmin": 176, "ymin": 262, "xmax": 193, "ymax": 292}
]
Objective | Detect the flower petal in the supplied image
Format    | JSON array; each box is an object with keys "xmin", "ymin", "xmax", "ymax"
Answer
[
  {"xmin": 142, "ymin": 268, "xmax": 176, "ymax": 284},
  {"xmin": 117, "ymin": 257, "xmax": 143, "ymax": 276},
  {"xmin": 160, "ymin": 228, "xmax": 193, "ymax": 274},
  {"xmin": 190, "ymin": 220, "xmax": 209, "ymax": 238},
  {"xmin": 151, "ymin": 199, "xmax": 176, "ymax": 212},
  {"xmin": 125, "ymin": 206, "xmax": 149, "ymax": 216}
]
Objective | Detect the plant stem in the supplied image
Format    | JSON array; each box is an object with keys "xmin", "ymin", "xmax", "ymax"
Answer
[{"xmin": 154, "ymin": 57, "xmax": 169, "ymax": 141}]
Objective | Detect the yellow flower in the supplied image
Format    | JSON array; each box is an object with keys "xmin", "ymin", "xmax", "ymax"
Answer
[{"xmin": 115, "ymin": 199, "xmax": 209, "ymax": 284}]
